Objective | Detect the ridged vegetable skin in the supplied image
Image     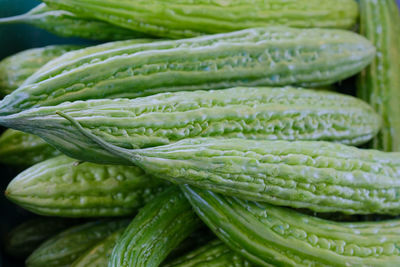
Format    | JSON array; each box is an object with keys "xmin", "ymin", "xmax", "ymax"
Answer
[
  {"xmin": 0, "ymin": 27, "xmax": 375, "ymax": 116},
  {"xmin": 165, "ymin": 239, "xmax": 251, "ymax": 267},
  {"xmin": 43, "ymin": 0, "xmax": 359, "ymax": 38},
  {"xmin": 5, "ymin": 218, "xmax": 79, "ymax": 259},
  {"xmin": 71, "ymin": 228, "xmax": 124, "ymax": 267},
  {"xmin": 357, "ymin": 0, "xmax": 400, "ymax": 151},
  {"xmin": 0, "ymin": 87, "xmax": 381, "ymax": 164},
  {"xmin": 6, "ymin": 155, "xmax": 166, "ymax": 217},
  {"xmin": 59, "ymin": 117, "xmax": 400, "ymax": 215},
  {"xmin": 0, "ymin": 3, "xmax": 151, "ymax": 41},
  {"xmin": 110, "ymin": 187, "xmax": 201, "ymax": 267},
  {"xmin": 183, "ymin": 186, "xmax": 400, "ymax": 266},
  {"xmin": 26, "ymin": 219, "xmax": 129, "ymax": 267},
  {"xmin": 0, "ymin": 45, "xmax": 81, "ymax": 96},
  {"xmin": 0, "ymin": 129, "xmax": 60, "ymax": 167}
]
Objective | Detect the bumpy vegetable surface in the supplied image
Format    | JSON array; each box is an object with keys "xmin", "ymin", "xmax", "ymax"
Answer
[
  {"xmin": 61, "ymin": 118, "xmax": 400, "ymax": 215},
  {"xmin": 5, "ymin": 155, "xmax": 165, "ymax": 217},
  {"xmin": 0, "ymin": 3, "xmax": 150, "ymax": 41},
  {"xmin": 184, "ymin": 186, "xmax": 400, "ymax": 266},
  {"xmin": 0, "ymin": 87, "xmax": 381, "ymax": 164},
  {"xmin": 0, "ymin": 129, "xmax": 60, "ymax": 166},
  {"xmin": 44, "ymin": 0, "xmax": 358, "ymax": 38},
  {"xmin": 26, "ymin": 219, "xmax": 129, "ymax": 267},
  {"xmin": 165, "ymin": 239, "xmax": 251, "ymax": 267},
  {"xmin": 5, "ymin": 217, "xmax": 79, "ymax": 259},
  {"xmin": 0, "ymin": 45, "xmax": 81, "ymax": 96},
  {"xmin": 110, "ymin": 187, "xmax": 201, "ymax": 267},
  {"xmin": 71, "ymin": 228, "xmax": 124, "ymax": 267},
  {"xmin": 357, "ymin": 0, "xmax": 400, "ymax": 151},
  {"xmin": 0, "ymin": 27, "xmax": 375, "ymax": 116}
]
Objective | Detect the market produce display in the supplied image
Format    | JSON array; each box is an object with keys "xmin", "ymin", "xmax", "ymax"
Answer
[{"xmin": 0, "ymin": 0, "xmax": 399, "ymax": 266}]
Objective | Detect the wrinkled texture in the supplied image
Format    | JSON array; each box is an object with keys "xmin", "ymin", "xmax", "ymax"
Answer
[
  {"xmin": 183, "ymin": 186, "xmax": 400, "ymax": 266},
  {"xmin": 165, "ymin": 239, "xmax": 251, "ymax": 267},
  {"xmin": 0, "ymin": 3, "xmax": 151, "ymax": 41},
  {"xmin": 26, "ymin": 219, "xmax": 129, "ymax": 267},
  {"xmin": 6, "ymin": 155, "xmax": 166, "ymax": 217},
  {"xmin": 0, "ymin": 27, "xmax": 375, "ymax": 116},
  {"xmin": 44, "ymin": 0, "xmax": 358, "ymax": 38},
  {"xmin": 4, "ymin": 217, "xmax": 79, "ymax": 259},
  {"xmin": 110, "ymin": 187, "xmax": 201, "ymax": 267},
  {"xmin": 0, "ymin": 129, "xmax": 60, "ymax": 166},
  {"xmin": 357, "ymin": 0, "xmax": 400, "ymax": 151},
  {"xmin": 0, "ymin": 45, "xmax": 81, "ymax": 96},
  {"xmin": 0, "ymin": 87, "xmax": 381, "ymax": 164}
]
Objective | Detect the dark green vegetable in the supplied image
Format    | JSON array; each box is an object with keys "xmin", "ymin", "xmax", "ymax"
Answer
[
  {"xmin": 110, "ymin": 187, "xmax": 201, "ymax": 267},
  {"xmin": 4, "ymin": 217, "xmax": 79, "ymax": 259},
  {"xmin": 165, "ymin": 239, "xmax": 252, "ymax": 267},
  {"xmin": 0, "ymin": 27, "xmax": 375, "ymax": 116},
  {"xmin": 55, "ymin": 115, "xmax": 400, "ymax": 215},
  {"xmin": 0, "ymin": 129, "xmax": 60, "ymax": 167},
  {"xmin": 357, "ymin": 0, "xmax": 400, "ymax": 151},
  {"xmin": 71, "ymin": 228, "xmax": 125, "ymax": 267},
  {"xmin": 183, "ymin": 186, "xmax": 400, "ymax": 266},
  {"xmin": 0, "ymin": 3, "xmax": 151, "ymax": 41},
  {"xmin": 26, "ymin": 219, "xmax": 129, "ymax": 267},
  {"xmin": 5, "ymin": 155, "xmax": 166, "ymax": 217},
  {"xmin": 0, "ymin": 87, "xmax": 381, "ymax": 164},
  {"xmin": 44, "ymin": 0, "xmax": 359, "ymax": 38},
  {"xmin": 0, "ymin": 45, "xmax": 81, "ymax": 96}
]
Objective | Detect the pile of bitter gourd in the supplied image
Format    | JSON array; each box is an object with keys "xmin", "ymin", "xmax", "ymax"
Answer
[{"xmin": 0, "ymin": 0, "xmax": 399, "ymax": 266}]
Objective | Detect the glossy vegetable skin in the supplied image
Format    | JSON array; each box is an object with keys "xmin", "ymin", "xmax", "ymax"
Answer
[
  {"xmin": 44, "ymin": 0, "xmax": 359, "ymax": 38},
  {"xmin": 0, "ymin": 87, "xmax": 381, "ymax": 164},
  {"xmin": 110, "ymin": 187, "xmax": 201, "ymax": 267},
  {"xmin": 6, "ymin": 155, "xmax": 166, "ymax": 217},
  {"xmin": 0, "ymin": 27, "xmax": 375, "ymax": 116},
  {"xmin": 183, "ymin": 186, "xmax": 400, "ymax": 266}
]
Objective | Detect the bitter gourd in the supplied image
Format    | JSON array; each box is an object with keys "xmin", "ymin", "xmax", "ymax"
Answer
[
  {"xmin": 183, "ymin": 186, "xmax": 400, "ymax": 266},
  {"xmin": 164, "ymin": 239, "xmax": 251, "ymax": 267},
  {"xmin": 4, "ymin": 217, "xmax": 79, "ymax": 259},
  {"xmin": 59, "ymin": 116, "xmax": 400, "ymax": 215},
  {"xmin": 357, "ymin": 0, "xmax": 400, "ymax": 152},
  {"xmin": 0, "ymin": 45, "xmax": 81, "ymax": 96},
  {"xmin": 43, "ymin": 0, "xmax": 359, "ymax": 38},
  {"xmin": 109, "ymin": 187, "xmax": 201, "ymax": 267},
  {"xmin": 0, "ymin": 87, "xmax": 381, "ymax": 164},
  {"xmin": 26, "ymin": 219, "xmax": 129, "ymax": 267},
  {"xmin": 71, "ymin": 228, "xmax": 124, "ymax": 267},
  {"xmin": 0, "ymin": 27, "xmax": 375, "ymax": 116},
  {"xmin": 5, "ymin": 155, "xmax": 166, "ymax": 217},
  {"xmin": 0, "ymin": 129, "xmax": 60, "ymax": 166},
  {"xmin": 0, "ymin": 3, "xmax": 151, "ymax": 41}
]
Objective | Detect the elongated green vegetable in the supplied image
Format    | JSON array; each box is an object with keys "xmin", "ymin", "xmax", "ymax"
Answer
[
  {"xmin": 110, "ymin": 187, "xmax": 201, "ymax": 267},
  {"xmin": 5, "ymin": 217, "xmax": 80, "ymax": 259},
  {"xmin": 26, "ymin": 219, "xmax": 129, "ymax": 267},
  {"xmin": 0, "ymin": 87, "xmax": 381, "ymax": 164},
  {"xmin": 0, "ymin": 129, "xmax": 60, "ymax": 166},
  {"xmin": 0, "ymin": 45, "xmax": 82, "ymax": 96},
  {"xmin": 357, "ymin": 0, "xmax": 400, "ymax": 151},
  {"xmin": 71, "ymin": 228, "xmax": 124, "ymax": 267},
  {"xmin": 43, "ymin": 0, "xmax": 358, "ymax": 38},
  {"xmin": 0, "ymin": 3, "xmax": 151, "ymax": 41},
  {"xmin": 5, "ymin": 155, "xmax": 166, "ymax": 217},
  {"xmin": 56, "ymin": 116, "xmax": 400, "ymax": 215},
  {"xmin": 183, "ymin": 186, "xmax": 400, "ymax": 266},
  {"xmin": 165, "ymin": 239, "xmax": 251, "ymax": 267},
  {"xmin": 0, "ymin": 27, "xmax": 375, "ymax": 116}
]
